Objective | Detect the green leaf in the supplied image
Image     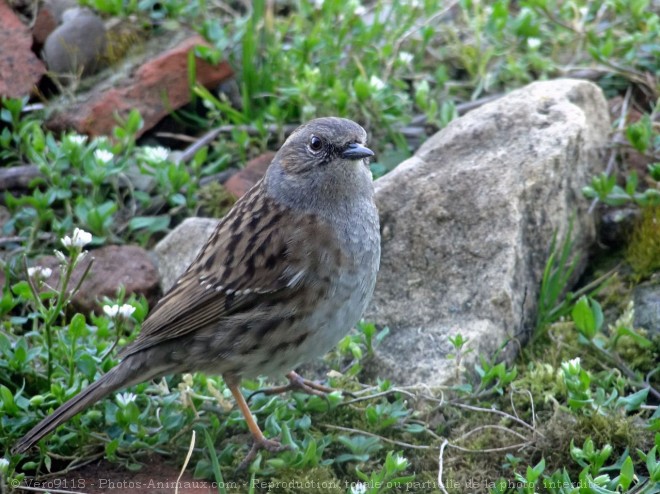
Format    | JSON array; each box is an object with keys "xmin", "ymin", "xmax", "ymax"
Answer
[
  {"xmin": 128, "ymin": 215, "xmax": 171, "ymax": 233},
  {"xmin": 68, "ymin": 313, "xmax": 87, "ymax": 339},
  {"xmin": 0, "ymin": 385, "xmax": 19, "ymax": 414},
  {"xmin": 619, "ymin": 456, "xmax": 634, "ymax": 490},
  {"xmin": 617, "ymin": 388, "xmax": 649, "ymax": 412},
  {"xmin": 571, "ymin": 296, "xmax": 601, "ymax": 339}
]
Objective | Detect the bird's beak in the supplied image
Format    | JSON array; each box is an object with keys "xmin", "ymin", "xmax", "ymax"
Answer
[{"xmin": 342, "ymin": 143, "xmax": 374, "ymax": 160}]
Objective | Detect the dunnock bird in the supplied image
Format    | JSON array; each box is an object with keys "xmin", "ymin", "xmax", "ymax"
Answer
[{"xmin": 13, "ymin": 117, "xmax": 381, "ymax": 466}]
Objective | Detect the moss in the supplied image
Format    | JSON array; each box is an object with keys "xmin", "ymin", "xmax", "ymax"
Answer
[
  {"xmin": 196, "ymin": 181, "xmax": 236, "ymax": 218},
  {"xmin": 626, "ymin": 205, "xmax": 660, "ymax": 278}
]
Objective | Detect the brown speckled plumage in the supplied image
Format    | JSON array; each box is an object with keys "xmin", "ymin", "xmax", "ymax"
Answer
[{"xmin": 13, "ymin": 117, "xmax": 381, "ymax": 465}]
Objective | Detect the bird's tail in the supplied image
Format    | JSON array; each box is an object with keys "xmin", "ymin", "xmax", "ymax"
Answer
[{"xmin": 12, "ymin": 355, "xmax": 167, "ymax": 454}]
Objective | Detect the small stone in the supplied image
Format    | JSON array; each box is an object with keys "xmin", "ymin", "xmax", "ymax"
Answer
[
  {"xmin": 32, "ymin": 0, "xmax": 78, "ymax": 47},
  {"xmin": 43, "ymin": 8, "xmax": 107, "ymax": 78}
]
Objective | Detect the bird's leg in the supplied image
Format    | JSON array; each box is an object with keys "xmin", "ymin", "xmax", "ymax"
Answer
[
  {"xmin": 226, "ymin": 380, "xmax": 289, "ymax": 470},
  {"xmin": 249, "ymin": 370, "xmax": 335, "ymax": 400}
]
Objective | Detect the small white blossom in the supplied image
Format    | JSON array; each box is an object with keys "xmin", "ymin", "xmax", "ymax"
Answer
[
  {"xmin": 346, "ymin": 0, "xmax": 366, "ymax": 15},
  {"xmin": 527, "ymin": 37, "xmax": 541, "ymax": 49},
  {"xmin": 351, "ymin": 483, "xmax": 367, "ymax": 494},
  {"xmin": 54, "ymin": 249, "xmax": 67, "ymax": 263},
  {"xmin": 118, "ymin": 303, "xmax": 136, "ymax": 318},
  {"xmin": 369, "ymin": 75, "xmax": 386, "ymax": 91},
  {"xmin": 0, "ymin": 457, "xmax": 9, "ymax": 474},
  {"xmin": 116, "ymin": 392, "xmax": 137, "ymax": 407},
  {"xmin": 398, "ymin": 51, "xmax": 414, "ymax": 64},
  {"xmin": 561, "ymin": 357, "xmax": 581, "ymax": 375},
  {"xmin": 61, "ymin": 228, "xmax": 92, "ymax": 249},
  {"xmin": 65, "ymin": 134, "xmax": 87, "ymax": 146},
  {"xmin": 394, "ymin": 454, "xmax": 408, "ymax": 468},
  {"xmin": 94, "ymin": 149, "xmax": 114, "ymax": 164},
  {"xmin": 27, "ymin": 266, "xmax": 52, "ymax": 279},
  {"xmin": 103, "ymin": 303, "xmax": 135, "ymax": 319},
  {"xmin": 141, "ymin": 146, "xmax": 170, "ymax": 163},
  {"xmin": 103, "ymin": 304, "xmax": 119, "ymax": 317}
]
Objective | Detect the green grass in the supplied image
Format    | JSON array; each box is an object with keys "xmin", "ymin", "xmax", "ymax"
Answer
[{"xmin": 1, "ymin": 0, "xmax": 660, "ymax": 492}]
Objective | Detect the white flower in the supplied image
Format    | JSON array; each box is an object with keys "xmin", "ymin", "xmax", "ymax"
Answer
[
  {"xmin": 369, "ymin": 75, "xmax": 386, "ymax": 91},
  {"xmin": 561, "ymin": 357, "xmax": 581, "ymax": 375},
  {"xmin": 346, "ymin": 0, "xmax": 365, "ymax": 15},
  {"xmin": 27, "ymin": 266, "xmax": 52, "ymax": 279},
  {"xmin": 527, "ymin": 37, "xmax": 541, "ymax": 49},
  {"xmin": 103, "ymin": 304, "xmax": 119, "ymax": 317},
  {"xmin": 394, "ymin": 454, "xmax": 408, "ymax": 468},
  {"xmin": 61, "ymin": 228, "xmax": 92, "ymax": 249},
  {"xmin": 398, "ymin": 51, "xmax": 414, "ymax": 64},
  {"xmin": 118, "ymin": 303, "xmax": 136, "ymax": 318},
  {"xmin": 351, "ymin": 483, "xmax": 367, "ymax": 494},
  {"xmin": 103, "ymin": 303, "xmax": 135, "ymax": 319},
  {"xmin": 0, "ymin": 457, "xmax": 9, "ymax": 474},
  {"xmin": 116, "ymin": 392, "xmax": 137, "ymax": 407},
  {"xmin": 65, "ymin": 134, "xmax": 87, "ymax": 146},
  {"xmin": 141, "ymin": 146, "xmax": 170, "ymax": 163},
  {"xmin": 54, "ymin": 250, "xmax": 67, "ymax": 263},
  {"xmin": 94, "ymin": 149, "xmax": 114, "ymax": 164}
]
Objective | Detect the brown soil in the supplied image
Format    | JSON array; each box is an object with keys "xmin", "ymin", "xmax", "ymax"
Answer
[{"xmin": 17, "ymin": 457, "xmax": 221, "ymax": 494}]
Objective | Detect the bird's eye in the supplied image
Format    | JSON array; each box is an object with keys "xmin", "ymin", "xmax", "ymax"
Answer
[{"xmin": 309, "ymin": 135, "xmax": 323, "ymax": 152}]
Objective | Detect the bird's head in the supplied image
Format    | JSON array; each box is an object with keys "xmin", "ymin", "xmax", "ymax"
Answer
[{"xmin": 264, "ymin": 117, "xmax": 375, "ymax": 211}]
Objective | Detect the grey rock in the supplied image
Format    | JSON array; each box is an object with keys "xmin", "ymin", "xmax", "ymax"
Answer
[
  {"xmin": 152, "ymin": 217, "xmax": 219, "ymax": 292},
  {"xmin": 364, "ymin": 79, "xmax": 609, "ymax": 386},
  {"xmin": 43, "ymin": 8, "xmax": 107, "ymax": 77},
  {"xmin": 598, "ymin": 207, "xmax": 639, "ymax": 248},
  {"xmin": 633, "ymin": 278, "xmax": 660, "ymax": 335}
]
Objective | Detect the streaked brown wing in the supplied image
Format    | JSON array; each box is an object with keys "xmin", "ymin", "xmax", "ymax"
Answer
[{"xmin": 118, "ymin": 181, "xmax": 338, "ymax": 358}]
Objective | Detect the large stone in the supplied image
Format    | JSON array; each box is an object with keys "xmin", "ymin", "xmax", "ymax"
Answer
[
  {"xmin": 152, "ymin": 217, "xmax": 219, "ymax": 292},
  {"xmin": 364, "ymin": 79, "xmax": 609, "ymax": 385},
  {"xmin": 0, "ymin": 1, "xmax": 47, "ymax": 98}
]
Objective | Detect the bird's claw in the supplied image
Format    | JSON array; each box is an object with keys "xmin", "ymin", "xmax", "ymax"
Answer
[{"xmin": 237, "ymin": 437, "xmax": 291, "ymax": 471}]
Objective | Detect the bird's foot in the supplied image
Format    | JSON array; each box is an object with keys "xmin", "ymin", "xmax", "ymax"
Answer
[
  {"xmin": 249, "ymin": 371, "xmax": 334, "ymax": 400},
  {"xmin": 237, "ymin": 437, "xmax": 291, "ymax": 471}
]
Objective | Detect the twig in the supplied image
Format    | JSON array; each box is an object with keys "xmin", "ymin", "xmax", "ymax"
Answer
[
  {"xmin": 0, "ymin": 164, "xmax": 42, "ymax": 190},
  {"xmin": 9, "ymin": 485, "xmax": 87, "ymax": 494},
  {"xmin": 341, "ymin": 387, "xmax": 419, "ymax": 405},
  {"xmin": 453, "ymin": 402, "xmax": 541, "ymax": 435},
  {"xmin": 34, "ymin": 451, "xmax": 105, "ymax": 479},
  {"xmin": 321, "ymin": 424, "xmax": 432, "ymax": 450},
  {"xmin": 175, "ymin": 430, "xmax": 196, "ymax": 494},
  {"xmin": 452, "ymin": 424, "xmax": 529, "ymax": 444},
  {"xmin": 438, "ymin": 439, "xmax": 450, "ymax": 494},
  {"xmin": 447, "ymin": 441, "xmax": 531, "ymax": 453}
]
